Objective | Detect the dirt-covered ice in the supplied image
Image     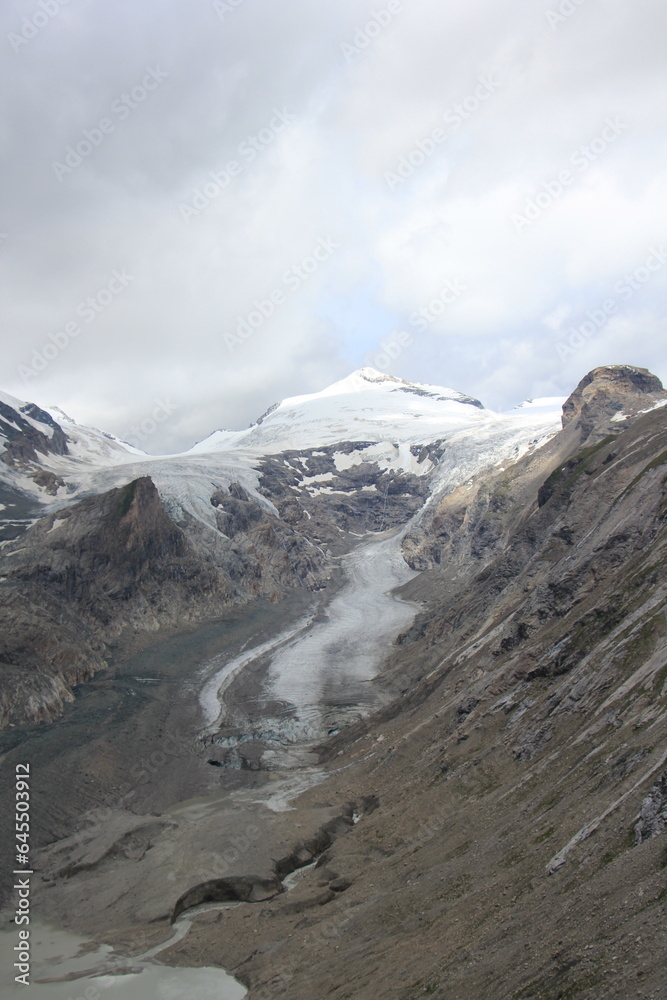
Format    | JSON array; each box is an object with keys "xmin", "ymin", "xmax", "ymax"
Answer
[
  {"xmin": 265, "ymin": 529, "xmax": 419, "ymax": 736},
  {"xmin": 201, "ymin": 528, "xmax": 419, "ymax": 745}
]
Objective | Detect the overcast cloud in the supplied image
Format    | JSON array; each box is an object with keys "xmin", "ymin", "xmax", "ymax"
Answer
[{"xmin": 1, "ymin": 0, "xmax": 666, "ymax": 452}]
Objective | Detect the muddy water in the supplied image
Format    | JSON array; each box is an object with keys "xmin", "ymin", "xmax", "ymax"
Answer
[
  {"xmin": 0, "ymin": 591, "xmax": 317, "ymax": 915},
  {"xmin": 0, "ymin": 920, "xmax": 246, "ymax": 999},
  {"xmin": 0, "ymin": 597, "xmax": 316, "ymax": 996}
]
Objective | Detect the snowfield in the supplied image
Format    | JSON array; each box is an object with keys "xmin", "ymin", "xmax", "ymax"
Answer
[{"xmin": 0, "ymin": 369, "xmax": 566, "ymax": 536}]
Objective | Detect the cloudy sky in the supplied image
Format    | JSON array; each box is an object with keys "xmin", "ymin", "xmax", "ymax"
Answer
[{"xmin": 2, "ymin": 0, "xmax": 666, "ymax": 453}]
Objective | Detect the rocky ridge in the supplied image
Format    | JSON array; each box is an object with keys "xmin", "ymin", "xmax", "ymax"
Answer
[{"xmin": 0, "ymin": 476, "xmax": 331, "ymax": 727}]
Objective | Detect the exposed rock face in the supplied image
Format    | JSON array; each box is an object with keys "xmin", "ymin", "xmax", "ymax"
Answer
[
  {"xmin": 207, "ymin": 481, "xmax": 328, "ymax": 595},
  {"xmin": 258, "ymin": 442, "xmax": 434, "ymax": 549},
  {"xmin": 396, "ymin": 400, "xmax": 667, "ymax": 709},
  {"xmin": 0, "ymin": 398, "xmax": 69, "ymax": 493},
  {"xmin": 0, "ymin": 477, "xmax": 226, "ymax": 726},
  {"xmin": 561, "ymin": 364, "xmax": 666, "ymax": 441},
  {"xmin": 0, "ymin": 593, "xmax": 108, "ymax": 728},
  {"xmin": 0, "ymin": 481, "xmax": 42, "ymax": 541},
  {"xmin": 2, "ymin": 365, "xmax": 664, "ymax": 730},
  {"xmin": 0, "ymin": 476, "xmax": 329, "ymax": 726},
  {"xmin": 0, "ymin": 399, "xmax": 69, "ymax": 466},
  {"xmin": 4, "ymin": 477, "xmax": 231, "ymax": 624},
  {"xmin": 635, "ymin": 771, "xmax": 667, "ymax": 843},
  {"xmin": 3, "ymin": 367, "xmax": 667, "ymax": 1000},
  {"xmin": 403, "ymin": 364, "xmax": 667, "ymax": 577}
]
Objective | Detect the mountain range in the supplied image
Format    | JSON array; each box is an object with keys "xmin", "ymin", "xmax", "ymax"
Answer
[
  {"xmin": 0, "ymin": 367, "xmax": 567, "ymax": 727},
  {"xmin": 1, "ymin": 363, "xmax": 666, "ymax": 1000}
]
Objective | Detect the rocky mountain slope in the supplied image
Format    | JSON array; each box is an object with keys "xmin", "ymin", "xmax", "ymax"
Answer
[
  {"xmin": 1, "ymin": 363, "xmax": 666, "ymax": 1000},
  {"xmin": 177, "ymin": 364, "xmax": 666, "ymax": 999},
  {"xmin": 0, "ymin": 475, "xmax": 330, "ymax": 726}
]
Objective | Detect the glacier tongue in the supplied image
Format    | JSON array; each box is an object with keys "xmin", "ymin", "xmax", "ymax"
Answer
[{"xmin": 264, "ymin": 527, "xmax": 419, "ymax": 740}]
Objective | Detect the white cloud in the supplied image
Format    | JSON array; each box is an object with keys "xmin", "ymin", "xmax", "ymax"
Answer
[{"xmin": 1, "ymin": 0, "xmax": 666, "ymax": 451}]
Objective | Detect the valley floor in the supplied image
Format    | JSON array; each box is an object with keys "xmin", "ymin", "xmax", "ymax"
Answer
[{"xmin": 0, "ymin": 530, "xmax": 422, "ymax": 996}]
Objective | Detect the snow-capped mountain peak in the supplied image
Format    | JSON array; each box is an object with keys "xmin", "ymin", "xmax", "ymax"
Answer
[
  {"xmin": 46, "ymin": 405, "xmax": 77, "ymax": 425},
  {"xmin": 189, "ymin": 370, "xmax": 490, "ymax": 459},
  {"xmin": 0, "ymin": 371, "xmax": 566, "ymax": 543},
  {"xmin": 276, "ymin": 367, "xmax": 484, "ymax": 408}
]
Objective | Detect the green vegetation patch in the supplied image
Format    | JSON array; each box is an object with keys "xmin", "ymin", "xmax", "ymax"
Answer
[
  {"xmin": 534, "ymin": 825, "xmax": 556, "ymax": 844},
  {"xmin": 538, "ymin": 437, "xmax": 617, "ymax": 508},
  {"xmin": 114, "ymin": 479, "xmax": 139, "ymax": 519}
]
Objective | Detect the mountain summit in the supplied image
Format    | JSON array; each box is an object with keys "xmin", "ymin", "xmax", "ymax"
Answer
[
  {"xmin": 561, "ymin": 363, "xmax": 667, "ymax": 440},
  {"xmin": 191, "ymin": 368, "xmax": 488, "ymax": 456},
  {"xmin": 0, "ymin": 362, "xmax": 661, "ymax": 727}
]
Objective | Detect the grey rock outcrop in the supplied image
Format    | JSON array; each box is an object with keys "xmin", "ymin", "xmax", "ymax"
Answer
[
  {"xmin": 0, "ymin": 398, "xmax": 69, "ymax": 494},
  {"xmin": 4, "ymin": 366, "xmax": 667, "ymax": 1000},
  {"xmin": 561, "ymin": 363, "xmax": 666, "ymax": 441},
  {"xmin": 0, "ymin": 476, "xmax": 329, "ymax": 726},
  {"xmin": 635, "ymin": 771, "xmax": 667, "ymax": 843}
]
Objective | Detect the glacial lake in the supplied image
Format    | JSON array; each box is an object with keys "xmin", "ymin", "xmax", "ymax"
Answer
[{"xmin": 0, "ymin": 918, "xmax": 246, "ymax": 999}]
